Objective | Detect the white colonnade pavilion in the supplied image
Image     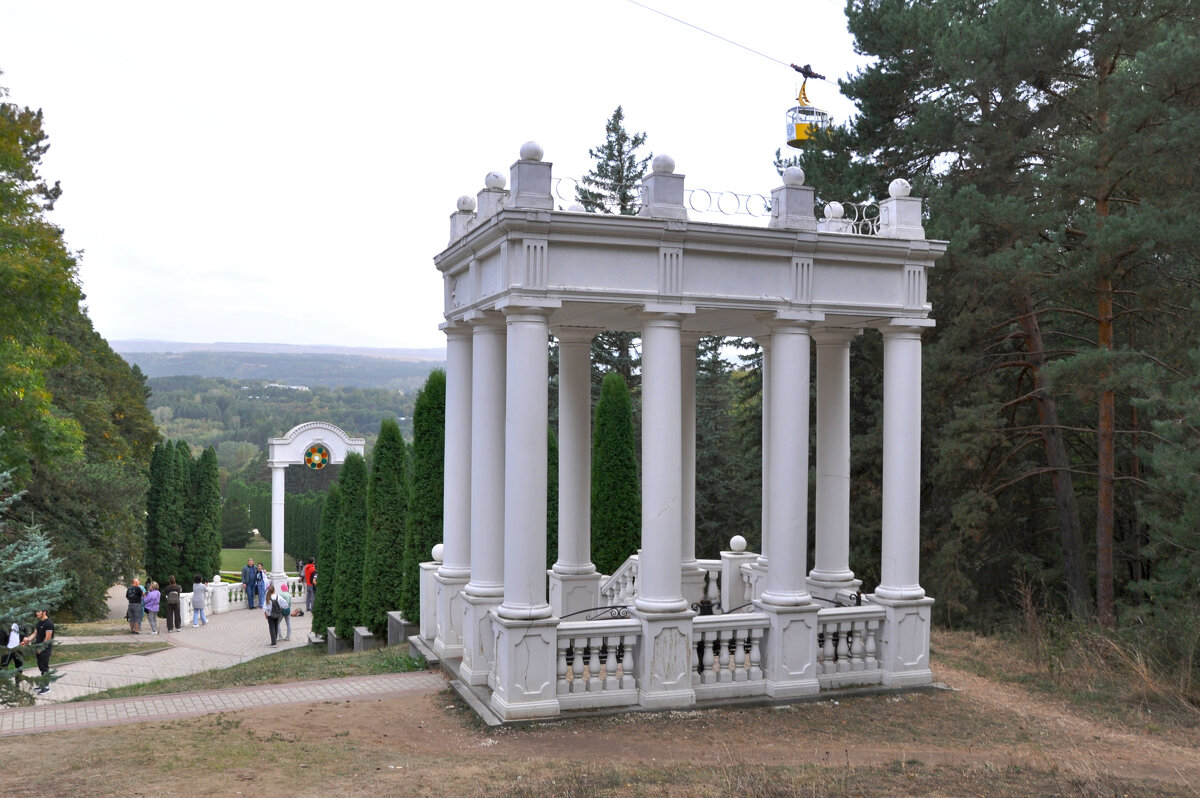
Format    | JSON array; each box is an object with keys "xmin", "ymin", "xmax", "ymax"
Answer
[{"xmin": 419, "ymin": 142, "xmax": 946, "ymax": 722}]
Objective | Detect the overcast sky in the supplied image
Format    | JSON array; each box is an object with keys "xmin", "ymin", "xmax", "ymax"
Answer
[{"xmin": 2, "ymin": 0, "xmax": 867, "ymax": 350}]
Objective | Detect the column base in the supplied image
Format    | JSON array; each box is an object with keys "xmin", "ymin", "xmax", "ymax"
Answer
[
  {"xmin": 869, "ymin": 594, "xmax": 935, "ymax": 687},
  {"xmin": 433, "ymin": 572, "xmax": 469, "ymax": 660},
  {"xmin": 460, "ymin": 592, "xmax": 503, "ymax": 686},
  {"xmin": 549, "ymin": 570, "xmax": 603, "ymax": 618},
  {"xmin": 489, "ymin": 613, "xmax": 560, "ymax": 721},
  {"xmin": 806, "ymin": 575, "xmax": 862, "ymax": 604},
  {"xmin": 753, "ymin": 600, "xmax": 821, "ymax": 698},
  {"xmin": 633, "ymin": 608, "xmax": 696, "ymax": 710}
]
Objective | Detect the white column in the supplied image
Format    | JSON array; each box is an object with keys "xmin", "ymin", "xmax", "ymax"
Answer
[
  {"xmin": 460, "ymin": 313, "xmax": 506, "ymax": 684},
  {"xmin": 680, "ymin": 333, "xmax": 705, "ymax": 607},
  {"xmin": 269, "ymin": 464, "xmax": 286, "ymax": 581},
  {"xmin": 635, "ymin": 313, "xmax": 688, "ymax": 614},
  {"xmin": 809, "ymin": 328, "xmax": 858, "ymax": 590},
  {"xmin": 434, "ymin": 323, "xmax": 472, "ymax": 659},
  {"xmin": 757, "ymin": 337, "xmax": 771, "ymax": 570},
  {"xmin": 876, "ymin": 323, "xmax": 927, "ymax": 601},
  {"xmin": 466, "ymin": 313, "xmax": 506, "ymax": 599},
  {"xmin": 760, "ymin": 321, "xmax": 813, "ymax": 607},
  {"xmin": 550, "ymin": 328, "xmax": 601, "ymax": 617},
  {"xmin": 439, "ymin": 324, "xmax": 473, "ymax": 581},
  {"xmin": 498, "ymin": 307, "xmax": 552, "ymax": 620}
]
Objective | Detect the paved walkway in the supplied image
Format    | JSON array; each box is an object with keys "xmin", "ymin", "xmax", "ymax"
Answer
[
  {"xmin": 0, "ymin": 672, "xmax": 445, "ymax": 737},
  {"xmin": 1, "ymin": 586, "xmax": 447, "ymax": 735}
]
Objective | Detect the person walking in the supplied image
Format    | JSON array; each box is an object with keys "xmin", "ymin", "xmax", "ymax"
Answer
[
  {"xmin": 163, "ymin": 576, "xmax": 182, "ymax": 632},
  {"xmin": 278, "ymin": 583, "xmax": 293, "ymax": 641},
  {"xmin": 22, "ymin": 609, "xmax": 54, "ymax": 695},
  {"xmin": 264, "ymin": 586, "xmax": 283, "ymax": 647},
  {"xmin": 143, "ymin": 582, "xmax": 161, "ymax": 635},
  {"xmin": 125, "ymin": 579, "xmax": 145, "ymax": 634},
  {"xmin": 190, "ymin": 575, "xmax": 208, "ymax": 627},
  {"xmin": 1, "ymin": 621, "xmax": 23, "ymax": 670},
  {"xmin": 303, "ymin": 558, "xmax": 316, "ymax": 612},
  {"xmin": 254, "ymin": 563, "xmax": 267, "ymax": 609},
  {"xmin": 241, "ymin": 558, "xmax": 258, "ymax": 609}
]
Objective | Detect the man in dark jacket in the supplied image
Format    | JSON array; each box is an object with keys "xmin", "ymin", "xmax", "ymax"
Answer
[{"xmin": 241, "ymin": 558, "xmax": 258, "ymax": 609}]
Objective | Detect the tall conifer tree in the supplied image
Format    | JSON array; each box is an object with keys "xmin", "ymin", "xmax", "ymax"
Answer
[
  {"xmin": 312, "ymin": 483, "xmax": 340, "ymax": 635},
  {"xmin": 333, "ymin": 452, "xmax": 368, "ymax": 638},
  {"xmin": 364, "ymin": 418, "xmax": 410, "ymax": 637},
  {"xmin": 403, "ymin": 370, "xmax": 445, "ymax": 620},
  {"xmin": 591, "ymin": 372, "xmax": 639, "ymax": 575}
]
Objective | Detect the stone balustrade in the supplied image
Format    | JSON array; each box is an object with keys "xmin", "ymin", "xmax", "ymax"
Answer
[
  {"xmin": 815, "ymin": 605, "xmax": 885, "ymax": 689},
  {"xmin": 555, "ymin": 619, "xmax": 641, "ymax": 711},
  {"xmin": 691, "ymin": 613, "xmax": 769, "ymax": 699}
]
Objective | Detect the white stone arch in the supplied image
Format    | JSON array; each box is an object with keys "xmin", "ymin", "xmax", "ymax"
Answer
[{"xmin": 266, "ymin": 422, "xmax": 366, "ymax": 581}]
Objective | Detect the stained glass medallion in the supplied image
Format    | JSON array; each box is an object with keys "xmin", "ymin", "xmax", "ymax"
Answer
[{"xmin": 304, "ymin": 443, "xmax": 331, "ymax": 470}]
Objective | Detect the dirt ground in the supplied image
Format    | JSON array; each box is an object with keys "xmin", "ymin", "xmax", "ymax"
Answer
[{"xmin": 4, "ymin": 637, "xmax": 1198, "ymax": 797}]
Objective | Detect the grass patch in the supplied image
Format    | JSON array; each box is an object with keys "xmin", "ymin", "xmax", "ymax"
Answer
[
  {"xmin": 68, "ymin": 643, "xmax": 427, "ymax": 703},
  {"xmin": 54, "ymin": 641, "xmax": 170, "ymax": 665},
  {"xmin": 58, "ymin": 619, "xmax": 131, "ymax": 637}
]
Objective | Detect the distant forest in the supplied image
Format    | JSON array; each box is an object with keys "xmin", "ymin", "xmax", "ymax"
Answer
[{"xmin": 122, "ymin": 350, "xmax": 442, "ymax": 392}]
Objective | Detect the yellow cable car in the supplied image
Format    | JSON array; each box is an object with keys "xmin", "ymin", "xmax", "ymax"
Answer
[{"xmin": 785, "ymin": 78, "xmax": 831, "ymax": 147}]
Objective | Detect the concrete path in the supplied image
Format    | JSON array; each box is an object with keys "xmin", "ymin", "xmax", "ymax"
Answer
[{"xmin": 0, "ymin": 671, "xmax": 446, "ymax": 737}]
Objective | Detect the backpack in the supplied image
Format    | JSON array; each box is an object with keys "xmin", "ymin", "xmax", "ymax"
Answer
[
  {"xmin": 126, "ymin": 586, "xmax": 142, "ymax": 602},
  {"xmin": 270, "ymin": 597, "xmax": 285, "ymax": 618},
  {"xmin": 166, "ymin": 589, "xmax": 179, "ymax": 605}
]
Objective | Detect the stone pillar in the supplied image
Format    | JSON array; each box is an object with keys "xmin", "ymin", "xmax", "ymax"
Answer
[
  {"xmin": 633, "ymin": 311, "xmax": 695, "ymax": 711},
  {"xmin": 269, "ymin": 464, "xmax": 286, "ymax": 583},
  {"xmin": 549, "ymin": 328, "xmax": 601, "ymax": 617},
  {"xmin": 755, "ymin": 319, "xmax": 820, "ymax": 699},
  {"xmin": 460, "ymin": 313, "xmax": 506, "ymax": 685},
  {"xmin": 491, "ymin": 306, "xmax": 558, "ymax": 721},
  {"xmin": 434, "ymin": 323, "xmax": 472, "ymax": 660},
  {"xmin": 808, "ymin": 328, "xmax": 860, "ymax": 599},
  {"xmin": 757, "ymin": 337, "xmax": 771, "ymax": 572},
  {"xmin": 876, "ymin": 323, "xmax": 928, "ymax": 601},
  {"xmin": 680, "ymin": 333, "xmax": 706, "ymax": 606},
  {"xmin": 874, "ymin": 320, "xmax": 935, "ymax": 688}
]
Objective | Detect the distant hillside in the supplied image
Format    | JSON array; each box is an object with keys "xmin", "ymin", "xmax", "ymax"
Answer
[
  {"xmin": 119, "ymin": 349, "xmax": 443, "ymax": 391},
  {"xmin": 112, "ymin": 339, "xmax": 445, "ymax": 360}
]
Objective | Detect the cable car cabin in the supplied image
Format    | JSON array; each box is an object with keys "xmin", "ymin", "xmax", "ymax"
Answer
[{"xmin": 785, "ymin": 82, "xmax": 830, "ymax": 147}]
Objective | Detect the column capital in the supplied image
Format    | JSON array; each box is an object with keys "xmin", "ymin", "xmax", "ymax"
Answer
[
  {"xmin": 758, "ymin": 310, "xmax": 823, "ymax": 332},
  {"xmin": 551, "ymin": 326, "xmax": 597, "ymax": 344},
  {"xmin": 877, "ymin": 318, "xmax": 935, "ymax": 338},
  {"xmin": 465, "ymin": 309, "xmax": 506, "ymax": 329},
  {"xmin": 439, "ymin": 319, "xmax": 472, "ymax": 337},
  {"xmin": 499, "ymin": 302, "xmax": 555, "ymax": 321},
  {"xmin": 811, "ymin": 326, "xmax": 862, "ymax": 346},
  {"xmin": 641, "ymin": 304, "xmax": 695, "ymax": 322}
]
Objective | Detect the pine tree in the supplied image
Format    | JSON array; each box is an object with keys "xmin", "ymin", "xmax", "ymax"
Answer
[
  {"xmin": 333, "ymin": 452, "xmax": 368, "ymax": 638},
  {"xmin": 403, "ymin": 370, "xmax": 445, "ymax": 621},
  {"xmin": 591, "ymin": 372, "xmax": 640, "ymax": 575},
  {"xmin": 312, "ymin": 483, "xmax": 340, "ymax": 636},
  {"xmin": 364, "ymin": 418, "xmax": 410, "ymax": 637}
]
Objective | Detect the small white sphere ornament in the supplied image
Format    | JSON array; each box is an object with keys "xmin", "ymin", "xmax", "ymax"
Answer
[
  {"xmin": 457, "ymin": 195, "xmax": 477, "ymax": 212},
  {"xmin": 823, "ymin": 201, "xmax": 845, "ymax": 219},
  {"xmin": 782, "ymin": 166, "xmax": 805, "ymax": 187},
  {"xmin": 432, "ymin": 543, "xmax": 444, "ymax": 563},
  {"xmin": 888, "ymin": 178, "xmax": 912, "ymax": 198},
  {"xmin": 568, "ymin": 203, "xmax": 585, "ymax": 212},
  {"xmin": 484, "ymin": 171, "xmax": 506, "ymax": 190},
  {"xmin": 212, "ymin": 574, "xmax": 222, "ymax": 583},
  {"xmin": 652, "ymin": 153, "xmax": 676, "ymax": 174},
  {"xmin": 730, "ymin": 535, "xmax": 747, "ymax": 553},
  {"xmin": 519, "ymin": 141, "xmax": 544, "ymax": 161}
]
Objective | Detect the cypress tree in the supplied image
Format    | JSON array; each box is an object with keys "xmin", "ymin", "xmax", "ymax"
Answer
[
  {"xmin": 189, "ymin": 447, "xmax": 222, "ymax": 581},
  {"xmin": 143, "ymin": 442, "xmax": 171, "ymax": 583},
  {"xmin": 364, "ymin": 418, "xmax": 410, "ymax": 636},
  {"xmin": 312, "ymin": 483, "xmax": 340, "ymax": 636},
  {"xmin": 591, "ymin": 372, "xmax": 639, "ymax": 575},
  {"xmin": 333, "ymin": 452, "xmax": 368, "ymax": 638},
  {"xmin": 403, "ymin": 370, "xmax": 445, "ymax": 620}
]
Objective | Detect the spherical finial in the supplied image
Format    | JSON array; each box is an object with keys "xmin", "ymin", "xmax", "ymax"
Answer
[
  {"xmin": 568, "ymin": 202, "xmax": 585, "ymax": 212},
  {"xmin": 432, "ymin": 543, "xmax": 444, "ymax": 563},
  {"xmin": 729, "ymin": 535, "xmax": 747, "ymax": 553},
  {"xmin": 484, "ymin": 171, "xmax": 506, "ymax": 190},
  {"xmin": 782, "ymin": 166, "xmax": 805, "ymax": 187},
  {"xmin": 456, "ymin": 195, "xmax": 477, "ymax": 213},
  {"xmin": 888, "ymin": 178, "xmax": 912, "ymax": 198},
  {"xmin": 519, "ymin": 141, "xmax": 544, "ymax": 161},
  {"xmin": 823, "ymin": 201, "xmax": 844, "ymax": 219},
  {"xmin": 652, "ymin": 153, "xmax": 676, "ymax": 174}
]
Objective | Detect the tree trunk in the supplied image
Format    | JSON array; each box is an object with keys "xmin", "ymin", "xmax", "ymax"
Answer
[{"xmin": 1018, "ymin": 294, "xmax": 1093, "ymax": 617}]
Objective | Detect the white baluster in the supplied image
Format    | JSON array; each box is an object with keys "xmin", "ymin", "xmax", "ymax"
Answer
[
  {"xmin": 701, "ymin": 631, "xmax": 716, "ymax": 685},
  {"xmin": 837, "ymin": 621, "xmax": 851, "ymax": 673},
  {"xmin": 557, "ymin": 637, "xmax": 570, "ymax": 695},
  {"xmin": 587, "ymin": 636, "xmax": 602, "ymax": 692},
  {"xmin": 621, "ymin": 634, "xmax": 636, "ymax": 690},
  {"xmin": 865, "ymin": 620, "xmax": 878, "ymax": 670},
  {"xmin": 733, "ymin": 628, "xmax": 747, "ymax": 682},
  {"xmin": 717, "ymin": 629, "xmax": 732, "ymax": 683},
  {"xmin": 822, "ymin": 623, "xmax": 836, "ymax": 674},
  {"xmin": 850, "ymin": 620, "xmax": 866, "ymax": 672},
  {"xmin": 604, "ymin": 635, "xmax": 619, "ymax": 691},
  {"xmin": 749, "ymin": 629, "xmax": 763, "ymax": 681},
  {"xmin": 571, "ymin": 637, "xmax": 587, "ymax": 693}
]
